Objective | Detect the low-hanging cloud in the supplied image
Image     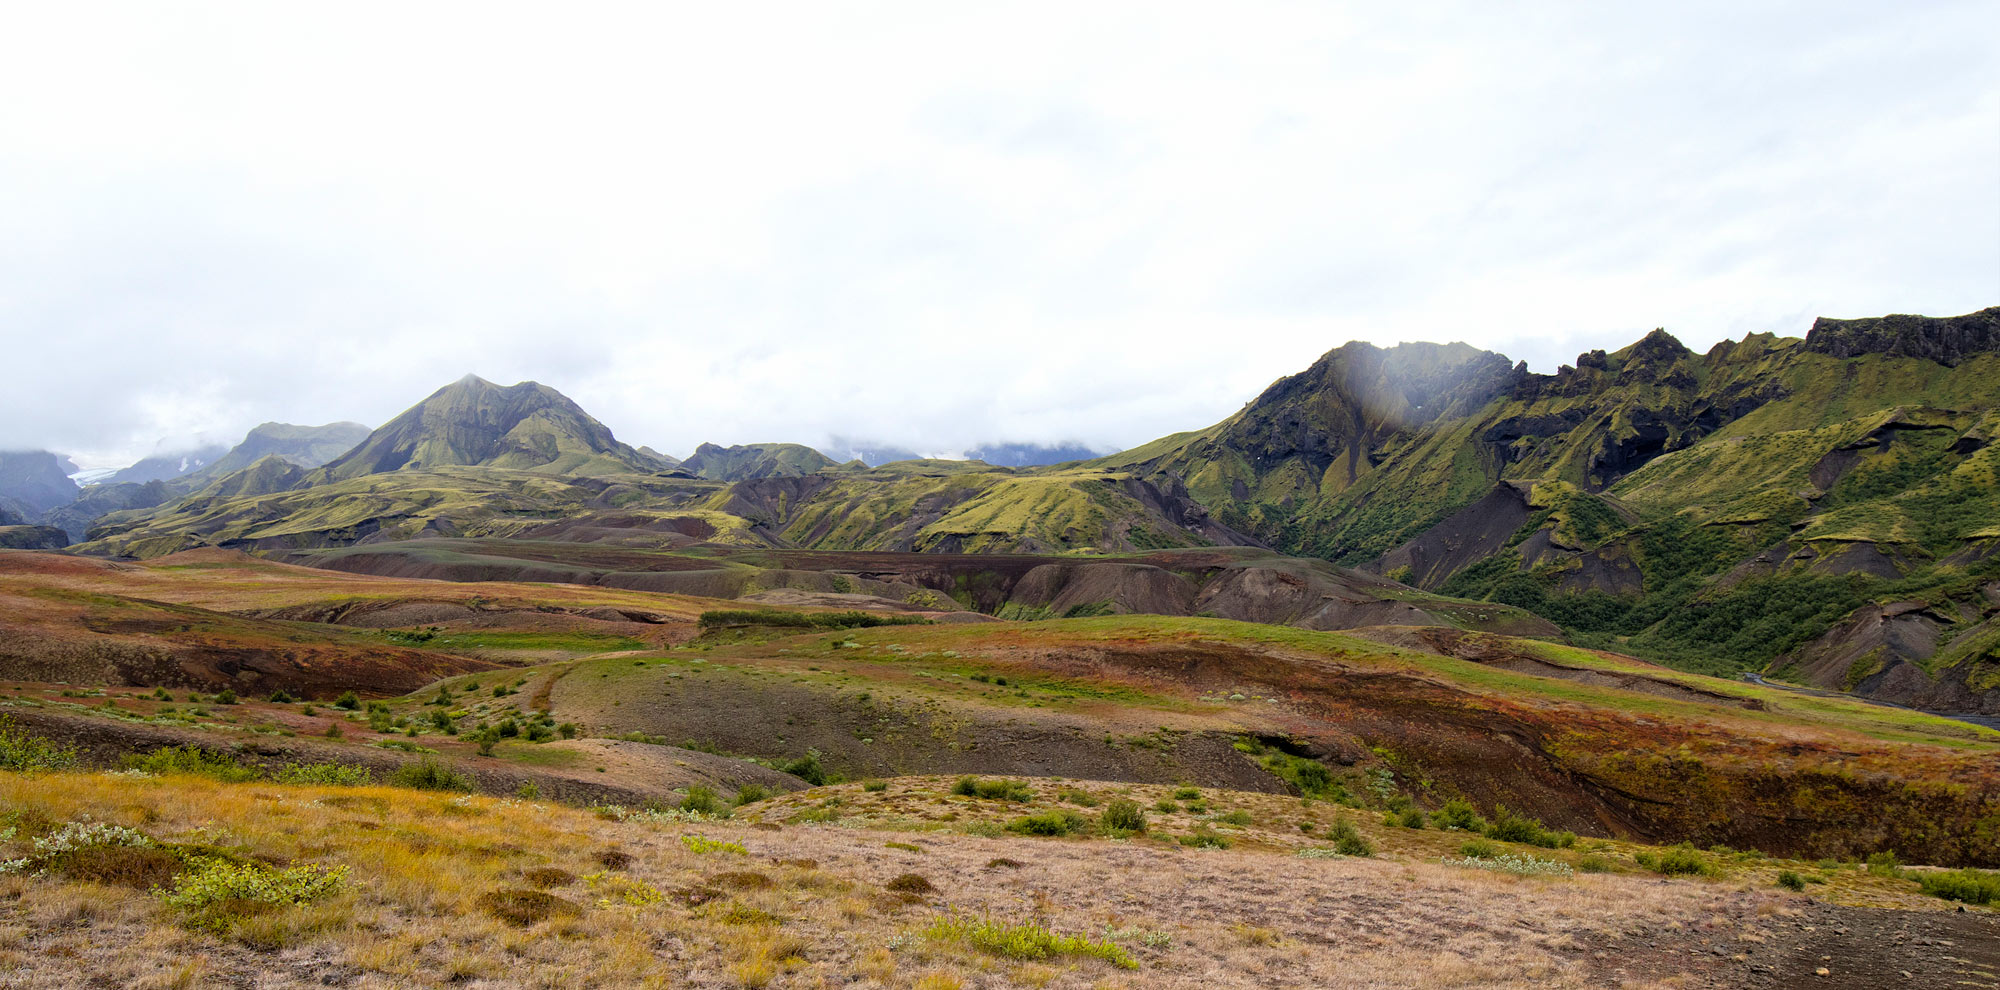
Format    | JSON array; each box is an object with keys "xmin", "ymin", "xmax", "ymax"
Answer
[{"xmin": 0, "ymin": 2, "xmax": 1994, "ymax": 469}]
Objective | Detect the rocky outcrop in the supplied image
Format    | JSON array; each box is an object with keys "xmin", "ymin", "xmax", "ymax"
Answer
[{"xmin": 1805, "ymin": 307, "xmax": 2000, "ymax": 366}]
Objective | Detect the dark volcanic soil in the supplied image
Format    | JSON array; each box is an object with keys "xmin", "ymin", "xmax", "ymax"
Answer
[{"xmin": 1605, "ymin": 897, "xmax": 2000, "ymax": 989}]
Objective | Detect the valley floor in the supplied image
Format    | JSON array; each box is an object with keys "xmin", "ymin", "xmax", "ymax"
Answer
[{"xmin": 0, "ymin": 771, "xmax": 1995, "ymax": 990}]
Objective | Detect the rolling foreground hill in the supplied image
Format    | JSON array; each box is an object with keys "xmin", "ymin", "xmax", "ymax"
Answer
[{"xmin": 0, "ymin": 547, "xmax": 1996, "ymax": 989}]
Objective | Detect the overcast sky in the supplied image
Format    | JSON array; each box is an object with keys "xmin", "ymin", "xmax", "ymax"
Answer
[{"xmin": 3, "ymin": 2, "xmax": 1995, "ymax": 470}]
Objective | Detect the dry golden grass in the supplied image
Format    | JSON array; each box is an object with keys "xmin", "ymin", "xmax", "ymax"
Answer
[{"xmin": 0, "ymin": 769, "xmax": 1974, "ymax": 988}]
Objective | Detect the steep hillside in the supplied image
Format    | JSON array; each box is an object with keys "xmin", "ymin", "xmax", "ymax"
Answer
[
  {"xmin": 317, "ymin": 375, "xmax": 657, "ymax": 480},
  {"xmin": 0, "ymin": 450, "xmax": 80, "ymax": 514},
  {"xmin": 1103, "ymin": 308, "xmax": 2000, "ymax": 705}
]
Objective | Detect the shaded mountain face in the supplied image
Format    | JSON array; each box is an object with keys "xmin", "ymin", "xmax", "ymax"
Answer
[
  {"xmin": 187, "ymin": 421, "xmax": 370, "ymax": 482},
  {"xmin": 104, "ymin": 444, "xmax": 230, "ymax": 485},
  {"xmin": 678, "ymin": 442, "xmax": 836, "ymax": 481},
  {"xmin": 317, "ymin": 376, "xmax": 656, "ymax": 480},
  {"xmin": 0, "ymin": 450, "xmax": 81, "ymax": 515}
]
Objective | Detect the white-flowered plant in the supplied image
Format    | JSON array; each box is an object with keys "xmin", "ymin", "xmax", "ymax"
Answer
[
  {"xmin": 33, "ymin": 821, "xmax": 153, "ymax": 856},
  {"xmin": 1441, "ymin": 853, "xmax": 1575, "ymax": 878}
]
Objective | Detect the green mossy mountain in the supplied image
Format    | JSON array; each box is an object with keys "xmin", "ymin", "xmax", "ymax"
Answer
[
  {"xmin": 677, "ymin": 442, "xmax": 837, "ymax": 481},
  {"xmin": 316, "ymin": 375, "xmax": 657, "ymax": 480},
  {"xmin": 53, "ymin": 308, "xmax": 2000, "ymax": 712},
  {"xmin": 184, "ymin": 421, "xmax": 370, "ymax": 483},
  {"xmin": 1104, "ymin": 307, "xmax": 2000, "ymax": 709}
]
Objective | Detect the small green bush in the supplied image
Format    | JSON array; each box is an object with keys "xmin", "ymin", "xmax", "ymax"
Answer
[
  {"xmin": 1482, "ymin": 806, "xmax": 1573, "ymax": 849},
  {"xmin": 387, "ymin": 757, "xmax": 473, "ymax": 792},
  {"xmin": 1776, "ymin": 870, "xmax": 1807, "ymax": 892},
  {"xmin": 1006, "ymin": 810, "xmax": 1089, "ymax": 836},
  {"xmin": 1651, "ymin": 844, "xmax": 1713, "ymax": 877},
  {"xmin": 333, "ymin": 691, "xmax": 360, "ymax": 710},
  {"xmin": 274, "ymin": 762, "xmax": 372, "ymax": 786},
  {"xmin": 1433, "ymin": 799, "xmax": 1487, "ymax": 832},
  {"xmin": 0, "ymin": 717, "xmax": 79, "ymax": 772},
  {"xmin": 1917, "ymin": 868, "xmax": 2000, "ymax": 905},
  {"xmin": 862, "ymin": 779, "xmax": 889, "ymax": 792},
  {"xmin": 1396, "ymin": 807, "xmax": 1426, "ymax": 829},
  {"xmin": 1058, "ymin": 787, "xmax": 1098, "ymax": 807},
  {"xmin": 679, "ymin": 786, "xmax": 724, "ymax": 816},
  {"xmin": 1459, "ymin": 838, "xmax": 1501, "ymax": 858},
  {"xmin": 1216, "ymin": 810, "xmax": 1254, "ymax": 827},
  {"xmin": 1171, "ymin": 786, "xmax": 1201, "ymax": 801},
  {"xmin": 267, "ymin": 690, "xmax": 295, "ymax": 704},
  {"xmin": 1326, "ymin": 820, "xmax": 1372, "ymax": 857},
  {"xmin": 780, "ymin": 751, "xmax": 828, "ymax": 786},
  {"xmin": 1865, "ymin": 851, "xmax": 1900, "ymax": 877},
  {"xmin": 1101, "ymin": 800, "xmax": 1146, "ymax": 833},
  {"xmin": 733, "ymin": 783, "xmax": 770, "ymax": 805},
  {"xmin": 129, "ymin": 746, "xmax": 260, "ymax": 782},
  {"xmin": 1575, "ymin": 854, "xmax": 1613, "ymax": 874},
  {"xmin": 159, "ymin": 856, "xmax": 348, "ymax": 930},
  {"xmin": 1151, "ymin": 798, "xmax": 1178, "ymax": 813},
  {"xmin": 1177, "ymin": 828, "xmax": 1231, "ymax": 849},
  {"xmin": 214, "ymin": 689, "xmax": 238, "ymax": 705}
]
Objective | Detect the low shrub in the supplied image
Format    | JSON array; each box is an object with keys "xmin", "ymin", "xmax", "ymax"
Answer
[
  {"xmin": 1459, "ymin": 838, "xmax": 1501, "ymax": 858},
  {"xmin": 386, "ymin": 758, "xmax": 474, "ymax": 792},
  {"xmin": 129, "ymin": 746, "xmax": 261, "ymax": 782},
  {"xmin": 780, "ymin": 752, "xmax": 828, "ymax": 786},
  {"xmin": 1649, "ymin": 844, "xmax": 1714, "ymax": 878},
  {"xmin": 1396, "ymin": 808, "xmax": 1427, "ymax": 829},
  {"xmin": 1006, "ymin": 810, "xmax": 1089, "ymax": 837},
  {"xmin": 1326, "ymin": 820, "xmax": 1372, "ymax": 857},
  {"xmin": 862, "ymin": 779, "xmax": 889, "ymax": 792},
  {"xmin": 1058, "ymin": 787, "xmax": 1099, "ymax": 807},
  {"xmin": 921, "ymin": 915, "xmax": 1135, "ymax": 969},
  {"xmin": 274, "ymin": 762, "xmax": 372, "ymax": 786},
  {"xmin": 681, "ymin": 835, "xmax": 747, "ymax": 855},
  {"xmin": 1917, "ymin": 869, "xmax": 2000, "ymax": 905},
  {"xmin": 1433, "ymin": 799, "xmax": 1487, "ymax": 832},
  {"xmin": 1575, "ymin": 854, "xmax": 1613, "ymax": 874},
  {"xmin": 1482, "ymin": 806, "xmax": 1574, "ymax": 849},
  {"xmin": 159, "ymin": 857, "xmax": 349, "ymax": 932},
  {"xmin": 953, "ymin": 777, "xmax": 1033, "ymax": 801},
  {"xmin": 0, "ymin": 717, "xmax": 79, "ymax": 772},
  {"xmin": 679, "ymin": 786, "xmax": 724, "ymax": 816},
  {"xmin": 1178, "ymin": 828, "xmax": 1230, "ymax": 849},
  {"xmin": 333, "ymin": 692, "xmax": 360, "ymax": 710},
  {"xmin": 1865, "ymin": 851, "xmax": 1901, "ymax": 877},
  {"xmin": 1151, "ymin": 798, "xmax": 1178, "ymax": 813},
  {"xmin": 734, "ymin": 783, "xmax": 771, "ymax": 805},
  {"xmin": 1444, "ymin": 853, "xmax": 1575, "ymax": 878},
  {"xmin": 1100, "ymin": 799, "xmax": 1146, "ymax": 833},
  {"xmin": 1171, "ymin": 786, "xmax": 1201, "ymax": 801},
  {"xmin": 1776, "ymin": 870, "xmax": 1807, "ymax": 892}
]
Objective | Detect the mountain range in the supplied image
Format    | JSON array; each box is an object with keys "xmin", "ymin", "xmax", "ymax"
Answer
[{"xmin": 3, "ymin": 306, "xmax": 1995, "ymax": 713}]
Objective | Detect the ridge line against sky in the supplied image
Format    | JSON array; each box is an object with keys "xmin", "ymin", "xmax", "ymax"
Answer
[{"xmin": 1, "ymin": 2, "xmax": 1995, "ymax": 469}]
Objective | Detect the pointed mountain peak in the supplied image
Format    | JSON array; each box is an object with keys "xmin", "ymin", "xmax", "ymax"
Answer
[{"xmin": 315, "ymin": 378, "xmax": 654, "ymax": 481}]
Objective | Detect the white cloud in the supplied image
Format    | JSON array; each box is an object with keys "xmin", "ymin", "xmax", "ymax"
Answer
[{"xmin": 0, "ymin": 1, "xmax": 1994, "ymax": 468}]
